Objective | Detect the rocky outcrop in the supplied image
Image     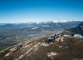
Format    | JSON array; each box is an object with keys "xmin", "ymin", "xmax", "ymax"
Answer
[{"xmin": 0, "ymin": 34, "xmax": 83, "ymax": 60}]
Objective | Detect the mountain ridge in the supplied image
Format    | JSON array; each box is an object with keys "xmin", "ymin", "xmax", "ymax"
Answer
[{"xmin": 69, "ymin": 23, "xmax": 83, "ymax": 36}]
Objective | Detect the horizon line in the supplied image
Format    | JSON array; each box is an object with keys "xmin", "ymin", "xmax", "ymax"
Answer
[{"xmin": 0, "ymin": 20, "xmax": 83, "ymax": 24}]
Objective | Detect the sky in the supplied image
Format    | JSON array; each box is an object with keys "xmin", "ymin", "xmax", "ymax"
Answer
[{"xmin": 0, "ymin": 0, "xmax": 83, "ymax": 23}]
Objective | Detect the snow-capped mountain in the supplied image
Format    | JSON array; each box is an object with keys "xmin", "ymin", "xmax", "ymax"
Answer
[
  {"xmin": 0, "ymin": 20, "xmax": 82, "ymax": 30},
  {"xmin": 37, "ymin": 20, "xmax": 83, "ymax": 24}
]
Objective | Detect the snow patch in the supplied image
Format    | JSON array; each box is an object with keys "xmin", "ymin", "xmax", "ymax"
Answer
[
  {"xmin": 31, "ymin": 27, "xmax": 38, "ymax": 29},
  {"xmin": 16, "ymin": 55, "xmax": 24, "ymax": 60},
  {"xmin": 53, "ymin": 20, "xmax": 68, "ymax": 23},
  {"xmin": 63, "ymin": 35, "xmax": 71, "ymax": 37},
  {"xmin": 4, "ymin": 52, "xmax": 12, "ymax": 57},
  {"xmin": 74, "ymin": 34, "xmax": 83, "ymax": 38},
  {"xmin": 41, "ymin": 43, "xmax": 49, "ymax": 46},
  {"xmin": 59, "ymin": 46, "xmax": 62, "ymax": 48},
  {"xmin": 61, "ymin": 38, "xmax": 63, "ymax": 42},
  {"xmin": 53, "ymin": 20, "xmax": 83, "ymax": 23},
  {"xmin": 47, "ymin": 52, "xmax": 58, "ymax": 59},
  {"xmin": 42, "ymin": 25, "xmax": 49, "ymax": 27}
]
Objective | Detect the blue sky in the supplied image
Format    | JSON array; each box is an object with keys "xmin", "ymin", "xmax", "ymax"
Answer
[{"xmin": 0, "ymin": 0, "xmax": 83, "ymax": 23}]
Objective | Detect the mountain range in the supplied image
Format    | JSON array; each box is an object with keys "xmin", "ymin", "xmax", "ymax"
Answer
[
  {"xmin": 0, "ymin": 20, "xmax": 83, "ymax": 51},
  {"xmin": 0, "ymin": 22, "xmax": 83, "ymax": 60},
  {"xmin": 0, "ymin": 20, "xmax": 83, "ymax": 29}
]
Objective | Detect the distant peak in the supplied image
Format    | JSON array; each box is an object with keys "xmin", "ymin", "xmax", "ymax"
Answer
[
  {"xmin": 53, "ymin": 20, "xmax": 68, "ymax": 23},
  {"xmin": 53, "ymin": 20, "xmax": 83, "ymax": 23}
]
